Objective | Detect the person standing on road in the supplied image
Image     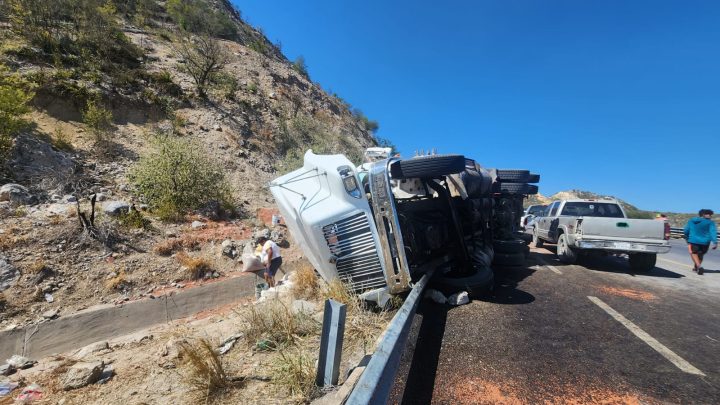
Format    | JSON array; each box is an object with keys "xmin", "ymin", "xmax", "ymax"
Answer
[
  {"xmin": 683, "ymin": 209, "xmax": 718, "ymax": 275},
  {"xmin": 257, "ymin": 236, "xmax": 282, "ymax": 287}
]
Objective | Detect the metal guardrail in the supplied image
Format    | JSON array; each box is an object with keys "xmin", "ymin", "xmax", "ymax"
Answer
[
  {"xmin": 345, "ymin": 269, "xmax": 435, "ymax": 405},
  {"xmin": 670, "ymin": 227, "xmax": 720, "ymax": 239}
]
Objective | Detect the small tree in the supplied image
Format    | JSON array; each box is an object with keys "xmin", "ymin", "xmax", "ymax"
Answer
[
  {"xmin": 0, "ymin": 65, "xmax": 34, "ymax": 163},
  {"xmin": 176, "ymin": 35, "xmax": 228, "ymax": 98},
  {"xmin": 129, "ymin": 135, "xmax": 231, "ymax": 221},
  {"xmin": 82, "ymin": 100, "xmax": 113, "ymax": 142}
]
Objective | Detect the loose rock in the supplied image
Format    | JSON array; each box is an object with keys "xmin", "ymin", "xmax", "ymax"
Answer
[
  {"xmin": 62, "ymin": 361, "xmax": 104, "ymax": 390},
  {"xmin": 0, "ymin": 184, "xmax": 34, "ymax": 206},
  {"xmin": 103, "ymin": 201, "xmax": 130, "ymax": 216},
  {"xmin": 42, "ymin": 309, "xmax": 59, "ymax": 319},
  {"xmin": 191, "ymin": 220, "xmax": 206, "ymax": 229},
  {"xmin": 0, "ymin": 256, "xmax": 18, "ymax": 292},
  {"xmin": 75, "ymin": 341, "xmax": 109, "ymax": 358},
  {"xmin": 6, "ymin": 355, "xmax": 35, "ymax": 370},
  {"xmin": 0, "ymin": 363, "xmax": 15, "ymax": 376}
]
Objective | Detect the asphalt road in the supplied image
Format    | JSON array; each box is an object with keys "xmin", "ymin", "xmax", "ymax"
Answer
[{"xmin": 390, "ymin": 241, "xmax": 720, "ymax": 404}]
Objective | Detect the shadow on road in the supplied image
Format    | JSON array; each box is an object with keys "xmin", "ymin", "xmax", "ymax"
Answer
[
  {"xmin": 486, "ymin": 265, "xmax": 537, "ymax": 305},
  {"xmin": 581, "ymin": 256, "xmax": 686, "ymax": 278}
]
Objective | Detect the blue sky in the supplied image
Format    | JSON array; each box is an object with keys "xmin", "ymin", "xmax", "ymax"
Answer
[{"xmin": 234, "ymin": 0, "xmax": 719, "ymax": 213}]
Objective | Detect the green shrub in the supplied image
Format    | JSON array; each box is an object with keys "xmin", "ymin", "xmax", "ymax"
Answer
[
  {"xmin": 212, "ymin": 72, "xmax": 238, "ymax": 100},
  {"xmin": 0, "ymin": 65, "xmax": 34, "ymax": 163},
  {"xmin": 292, "ymin": 56, "xmax": 309, "ymax": 78},
  {"xmin": 129, "ymin": 135, "xmax": 231, "ymax": 221},
  {"xmin": 52, "ymin": 128, "xmax": 74, "ymax": 151},
  {"xmin": 166, "ymin": 0, "xmax": 237, "ymax": 39},
  {"xmin": 82, "ymin": 100, "xmax": 113, "ymax": 142}
]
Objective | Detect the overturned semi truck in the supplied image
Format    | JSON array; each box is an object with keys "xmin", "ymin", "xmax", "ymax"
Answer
[{"xmin": 269, "ymin": 148, "xmax": 539, "ymax": 305}]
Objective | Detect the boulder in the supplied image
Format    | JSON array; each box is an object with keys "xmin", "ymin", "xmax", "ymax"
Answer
[
  {"xmin": 62, "ymin": 361, "xmax": 104, "ymax": 390},
  {"xmin": 191, "ymin": 220, "xmax": 206, "ymax": 229},
  {"xmin": 253, "ymin": 228, "xmax": 271, "ymax": 240},
  {"xmin": 42, "ymin": 309, "xmax": 59, "ymax": 319},
  {"xmin": 0, "ymin": 363, "xmax": 15, "ymax": 376},
  {"xmin": 103, "ymin": 201, "xmax": 130, "ymax": 216},
  {"xmin": 0, "ymin": 256, "xmax": 19, "ymax": 292},
  {"xmin": 6, "ymin": 355, "xmax": 35, "ymax": 369},
  {"xmin": 0, "ymin": 184, "xmax": 34, "ymax": 206},
  {"xmin": 75, "ymin": 341, "xmax": 109, "ymax": 359}
]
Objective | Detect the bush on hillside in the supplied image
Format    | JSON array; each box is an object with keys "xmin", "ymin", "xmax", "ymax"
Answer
[
  {"xmin": 82, "ymin": 100, "xmax": 113, "ymax": 142},
  {"xmin": 292, "ymin": 56, "xmax": 309, "ymax": 79},
  {"xmin": 175, "ymin": 35, "xmax": 229, "ymax": 98},
  {"xmin": 129, "ymin": 134, "xmax": 231, "ymax": 221},
  {"xmin": 167, "ymin": 0, "xmax": 237, "ymax": 39},
  {"xmin": 0, "ymin": 65, "xmax": 35, "ymax": 164}
]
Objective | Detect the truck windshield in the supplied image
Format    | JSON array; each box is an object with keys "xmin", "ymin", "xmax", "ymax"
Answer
[{"xmin": 560, "ymin": 202, "xmax": 624, "ymax": 218}]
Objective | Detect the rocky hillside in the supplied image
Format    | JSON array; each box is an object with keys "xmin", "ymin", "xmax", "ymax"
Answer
[
  {"xmin": 0, "ymin": 0, "xmax": 382, "ymax": 327},
  {"xmin": 526, "ymin": 190, "xmax": 711, "ymax": 227}
]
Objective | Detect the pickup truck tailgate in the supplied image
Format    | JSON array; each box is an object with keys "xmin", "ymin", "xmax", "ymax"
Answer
[{"xmin": 578, "ymin": 217, "xmax": 665, "ymax": 240}]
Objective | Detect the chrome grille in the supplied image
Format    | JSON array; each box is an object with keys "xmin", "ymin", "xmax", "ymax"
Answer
[{"xmin": 323, "ymin": 212, "xmax": 387, "ymax": 292}]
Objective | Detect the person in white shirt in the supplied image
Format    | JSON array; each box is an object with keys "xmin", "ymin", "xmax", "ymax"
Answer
[{"xmin": 257, "ymin": 236, "xmax": 282, "ymax": 287}]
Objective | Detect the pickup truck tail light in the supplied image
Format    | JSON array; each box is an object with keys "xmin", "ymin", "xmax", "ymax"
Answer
[
  {"xmin": 575, "ymin": 218, "xmax": 583, "ymax": 234},
  {"xmin": 664, "ymin": 222, "xmax": 670, "ymax": 240}
]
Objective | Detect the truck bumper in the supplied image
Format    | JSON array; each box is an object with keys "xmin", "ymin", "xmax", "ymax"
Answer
[{"xmin": 575, "ymin": 239, "xmax": 671, "ymax": 254}]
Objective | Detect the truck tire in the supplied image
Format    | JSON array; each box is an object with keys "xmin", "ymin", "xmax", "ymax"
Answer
[
  {"xmin": 431, "ymin": 266, "xmax": 494, "ymax": 299},
  {"xmin": 493, "ymin": 238, "xmax": 526, "ymax": 254},
  {"xmin": 493, "ymin": 252, "xmax": 526, "ymax": 267},
  {"xmin": 532, "ymin": 230, "xmax": 544, "ymax": 248},
  {"xmin": 492, "ymin": 182, "xmax": 530, "ymax": 195},
  {"xmin": 628, "ymin": 253, "xmax": 657, "ymax": 272},
  {"xmin": 495, "ymin": 169, "xmax": 530, "ymax": 183},
  {"xmin": 390, "ymin": 154, "xmax": 466, "ymax": 179},
  {"xmin": 527, "ymin": 174, "xmax": 540, "ymax": 183},
  {"xmin": 557, "ymin": 233, "xmax": 577, "ymax": 264}
]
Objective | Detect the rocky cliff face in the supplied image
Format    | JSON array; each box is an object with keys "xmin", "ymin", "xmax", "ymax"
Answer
[{"xmin": 0, "ymin": 0, "xmax": 378, "ymax": 326}]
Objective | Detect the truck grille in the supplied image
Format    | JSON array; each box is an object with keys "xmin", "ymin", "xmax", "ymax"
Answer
[{"xmin": 322, "ymin": 212, "xmax": 387, "ymax": 292}]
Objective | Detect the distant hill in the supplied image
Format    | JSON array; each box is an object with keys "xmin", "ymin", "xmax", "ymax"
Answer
[{"xmin": 525, "ymin": 189, "xmax": 709, "ymax": 228}]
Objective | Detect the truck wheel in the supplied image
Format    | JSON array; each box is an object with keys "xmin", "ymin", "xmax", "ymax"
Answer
[
  {"xmin": 492, "ymin": 252, "xmax": 526, "ymax": 267},
  {"xmin": 495, "ymin": 169, "xmax": 530, "ymax": 183},
  {"xmin": 492, "ymin": 182, "xmax": 530, "ymax": 194},
  {"xmin": 493, "ymin": 239, "xmax": 526, "ymax": 254},
  {"xmin": 628, "ymin": 253, "xmax": 657, "ymax": 272},
  {"xmin": 389, "ymin": 154, "xmax": 466, "ymax": 179},
  {"xmin": 557, "ymin": 234, "xmax": 577, "ymax": 264},
  {"xmin": 532, "ymin": 230, "xmax": 544, "ymax": 248},
  {"xmin": 526, "ymin": 185, "xmax": 539, "ymax": 195},
  {"xmin": 527, "ymin": 174, "xmax": 540, "ymax": 183},
  {"xmin": 431, "ymin": 266, "xmax": 494, "ymax": 299}
]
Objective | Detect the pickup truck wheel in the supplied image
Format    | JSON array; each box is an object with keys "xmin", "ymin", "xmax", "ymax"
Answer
[
  {"xmin": 495, "ymin": 169, "xmax": 530, "ymax": 183},
  {"xmin": 532, "ymin": 231, "xmax": 544, "ymax": 248},
  {"xmin": 492, "ymin": 252, "xmax": 526, "ymax": 267},
  {"xmin": 431, "ymin": 266, "xmax": 494, "ymax": 299},
  {"xmin": 492, "ymin": 182, "xmax": 530, "ymax": 195},
  {"xmin": 628, "ymin": 253, "xmax": 657, "ymax": 272},
  {"xmin": 389, "ymin": 154, "xmax": 466, "ymax": 179},
  {"xmin": 493, "ymin": 239, "xmax": 526, "ymax": 254},
  {"xmin": 557, "ymin": 234, "xmax": 577, "ymax": 264},
  {"xmin": 527, "ymin": 174, "xmax": 540, "ymax": 183}
]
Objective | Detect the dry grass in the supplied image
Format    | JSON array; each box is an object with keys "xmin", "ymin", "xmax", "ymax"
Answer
[
  {"xmin": 176, "ymin": 251, "xmax": 213, "ymax": 280},
  {"xmin": 322, "ymin": 278, "xmax": 391, "ymax": 354},
  {"xmin": 104, "ymin": 269, "xmax": 128, "ymax": 290},
  {"xmin": 290, "ymin": 262, "xmax": 321, "ymax": 300},
  {"xmin": 0, "ymin": 226, "xmax": 28, "ymax": 249},
  {"xmin": 270, "ymin": 347, "xmax": 319, "ymax": 401},
  {"xmin": 153, "ymin": 235, "xmax": 200, "ymax": 256},
  {"xmin": 25, "ymin": 259, "xmax": 47, "ymax": 274},
  {"xmin": 179, "ymin": 338, "xmax": 230, "ymax": 402},
  {"xmin": 241, "ymin": 300, "xmax": 320, "ymax": 350}
]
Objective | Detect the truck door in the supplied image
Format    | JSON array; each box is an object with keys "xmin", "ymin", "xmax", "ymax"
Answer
[{"xmin": 540, "ymin": 202, "xmax": 560, "ymax": 239}]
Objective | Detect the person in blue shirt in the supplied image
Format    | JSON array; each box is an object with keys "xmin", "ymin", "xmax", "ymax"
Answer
[{"xmin": 683, "ymin": 209, "xmax": 718, "ymax": 275}]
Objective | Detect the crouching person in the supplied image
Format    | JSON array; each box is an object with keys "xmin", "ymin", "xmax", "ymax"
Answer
[{"xmin": 257, "ymin": 236, "xmax": 282, "ymax": 287}]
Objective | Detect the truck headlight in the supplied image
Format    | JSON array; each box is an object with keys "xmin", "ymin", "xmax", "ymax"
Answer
[{"xmin": 338, "ymin": 166, "xmax": 362, "ymax": 199}]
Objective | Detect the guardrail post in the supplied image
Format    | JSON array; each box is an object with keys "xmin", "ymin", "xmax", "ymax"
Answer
[{"xmin": 316, "ymin": 299, "xmax": 346, "ymax": 387}]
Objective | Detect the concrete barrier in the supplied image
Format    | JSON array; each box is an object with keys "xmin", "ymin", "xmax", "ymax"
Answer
[{"xmin": 0, "ymin": 273, "xmax": 257, "ymax": 361}]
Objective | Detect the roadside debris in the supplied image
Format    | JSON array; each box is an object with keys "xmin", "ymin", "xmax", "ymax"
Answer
[
  {"xmin": 218, "ymin": 333, "xmax": 243, "ymax": 355},
  {"xmin": 0, "ymin": 381, "xmax": 18, "ymax": 397},
  {"xmin": 7, "ymin": 355, "xmax": 36, "ymax": 370},
  {"xmin": 448, "ymin": 291, "xmax": 470, "ymax": 306},
  {"xmin": 15, "ymin": 383, "xmax": 43, "ymax": 403},
  {"xmin": 424, "ymin": 289, "xmax": 471, "ymax": 306},
  {"xmin": 425, "ymin": 289, "xmax": 447, "ymax": 305}
]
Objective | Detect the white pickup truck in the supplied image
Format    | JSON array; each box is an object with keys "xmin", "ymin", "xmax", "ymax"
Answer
[{"xmin": 533, "ymin": 199, "xmax": 670, "ymax": 271}]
